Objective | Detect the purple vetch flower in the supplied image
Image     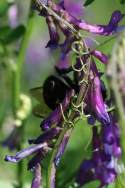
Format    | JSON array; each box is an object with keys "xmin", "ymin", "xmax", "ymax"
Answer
[
  {"xmin": 2, "ymin": 127, "xmax": 21, "ymax": 150},
  {"xmin": 46, "ymin": 15, "xmax": 60, "ymax": 48},
  {"xmin": 91, "ymin": 50, "xmax": 109, "ymax": 64},
  {"xmin": 37, "ymin": 1, "xmax": 125, "ymax": 36},
  {"xmin": 88, "ymin": 73, "xmax": 110, "ymax": 125},
  {"xmin": 76, "ymin": 127, "xmax": 117, "ymax": 187},
  {"xmin": 5, "ymin": 142, "xmax": 48, "ymax": 163},
  {"xmin": 78, "ymin": 10, "xmax": 125, "ymax": 36},
  {"xmin": 54, "ymin": 134, "xmax": 69, "ymax": 166},
  {"xmin": 28, "ymin": 127, "xmax": 61, "ymax": 144},
  {"xmin": 40, "ymin": 89, "xmax": 74, "ymax": 130},
  {"xmin": 49, "ymin": 2, "xmax": 125, "ymax": 36},
  {"xmin": 31, "ymin": 163, "xmax": 42, "ymax": 188}
]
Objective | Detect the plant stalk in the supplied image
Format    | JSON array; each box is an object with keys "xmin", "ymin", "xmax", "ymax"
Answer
[{"xmin": 11, "ymin": 3, "xmax": 35, "ymax": 188}]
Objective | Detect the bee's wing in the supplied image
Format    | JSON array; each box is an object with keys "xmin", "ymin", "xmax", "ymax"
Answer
[
  {"xmin": 32, "ymin": 104, "xmax": 51, "ymax": 118},
  {"xmin": 30, "ymin": 86, "xmax": 51, "ymax": 118},
  {"xmin": 29, "ymin": 86, "xmax": 43, "ymax": 103}
]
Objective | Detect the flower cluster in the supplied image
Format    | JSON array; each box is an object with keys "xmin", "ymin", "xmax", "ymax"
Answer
[{"xmin": 5, "ymin": 0, "xmax": 125, "ymax": 187}]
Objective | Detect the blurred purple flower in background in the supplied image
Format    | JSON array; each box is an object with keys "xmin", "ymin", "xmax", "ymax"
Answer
[
  {"xmin": 8, "ymin": 4, "xmax": 18, "ymax": 28},
  {"xmin": 2, "ymin": 127, "xmax": 21, "ymax": 150}
]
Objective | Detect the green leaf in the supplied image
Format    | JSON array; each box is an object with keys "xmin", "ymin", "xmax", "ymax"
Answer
[
  {"xmin": 0, "ymin": 25, "xmax": 26, "ymax": 44},
  {"xmin": 120, "ymin": 0, "xmax": 125, "ymax": 4},
  {"xmin": 81, "ymin": 180, "xmax": 100, "ymax": 188},
  {"xmin": 0, "ymin": 0, "xmax": 9, "ymax": 16},
  {"xmin": 84, "ymin": 0, "xmax": 95, "ymax": 6}
]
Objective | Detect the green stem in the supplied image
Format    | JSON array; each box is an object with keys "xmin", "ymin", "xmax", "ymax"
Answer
[
  {"xmin": 46, "ymin": 57, "xmax": 90, "ymax": 188},
  {"xmin": 15, "ymin": 11, "xmax": 35, "ymax": 110},
  {"xmin": 11, "ymin": 4, "xmax": 35, "ymax": 188},
  {"xmin": 108, "ymin": 39, "xmax": 125, "ymax": 161}
]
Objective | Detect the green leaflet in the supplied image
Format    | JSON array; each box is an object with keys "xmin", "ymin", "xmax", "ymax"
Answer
[
  {"xmin": 0, "ymin": 25, "xmax": 26, "ymax": 44},
  {"xmin": 120, "ymin": 0, "xmax": 125, "ymax": 4},
  {"xmin": 84, "ymin": 0, "xmax": 95, "ymax": 6}
]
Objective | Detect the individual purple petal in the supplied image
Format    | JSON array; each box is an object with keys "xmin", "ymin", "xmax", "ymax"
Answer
[
  {"xmin": 112, "ymin": 125, "xmax": 122, "ymax": 157},
  {"xmin": 109, "ymin": 115, "xmax": 122, "ymax": 158},
  {"xmin": 113, "ymin": 143, "xmax": 122, "ymax": 158},
  {"xmin": 109, "ymin": 10, "xmax": 124, "ymax": 25},
  {"xmin": 28, "ymin": 127, "xmax": 61, "ymax": 144},
  {"xmin": 5, "ymin": 143, "xmax": 47, "ymax": 163},
  {"xmin": 64, "ymin": 0, "xmax": 83, "ymax": 18},
  {"xmin": 78, "ymin": 10, "xmax": 125, "ymax": 35},
  {"xmin": 54, "ymin": 134, "xmax": 69, "ymax": 166},
  {"xmin": 76, "ymin": 159, "xmax": 95, "ymax": 186},
  {"xmin": 101, "ymin": 115, "xmax": 121, "ymax": 158},
  {"xmin": 103, "ymin": 143, "xmax": 113, "ymax": 156},
  {"xmin": 40, "ymin": 89, "xmax": 74, "ymax": 130},
  {"xmin": 31, "ymin": 163, "xmax": 42, "ymax": 188},
  {"xmin": 28, "ymin": 151, "xmax": 44, "ymax": 170},
  {"xmin": 89, "ymin": 75, "xmax": 110, "ymax": 124},
  {"xmin": 92, "ymin": 50, "xmax": 108, "ymax": 64},
  {"xmin": 98, "ymin": 168, "xmax": 116, "ymax": 187},
  {"xmin": 102, "ymin": 125, "xmax": 115, "ymax": 145},
  {"xmin": 46, "ymin": 16, "xmax": 59, "ymax": 49}
]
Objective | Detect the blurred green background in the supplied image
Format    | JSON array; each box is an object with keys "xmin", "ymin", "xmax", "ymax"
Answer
[{"xmin": 0, "ymin": 0, "xmax": 125, "ymax": 187}]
